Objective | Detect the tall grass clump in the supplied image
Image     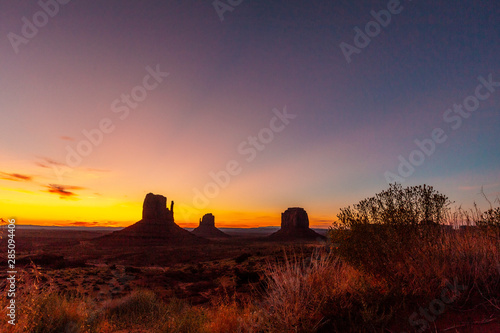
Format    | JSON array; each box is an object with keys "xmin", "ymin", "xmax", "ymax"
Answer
[
  {"xmin": 259, "ymin": 251, "xmax": 371, "ymax": 332},
  {"xmin": 2, "ymin": 265, "xmax": 91, "ymax": 333},
  {"xmin": 451, "ymin": 203, "xmax": 500, "ymax": 308},
  {"xmin": 263, "ymin": 252, "xmax": 334, "ymax": 332},
  {"xmin": 204, "ymin": 297, "xmax": 265, "ymax": 333},
  {"xmin": 95, "ymin": 290, "xmax": 208, "ymax": 332}
]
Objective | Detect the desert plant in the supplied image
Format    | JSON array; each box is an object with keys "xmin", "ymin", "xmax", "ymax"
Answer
[
  {"xmin": 95, "ymin": 290, "xmax": 208, "ymax": 332},
  {"xmin": 23, "ymin": 293, "xmax": 87, "ymax": 333},
  {"xmin": 1, "ymin": 264, "xmax": 92, "ymax": 333},
  {"xmin": 477, "ymin": 207, "xmax": 500, "ymax": 231},
  {"xmin": 331, "ymin": 184, "xmax": 451, "ymax": 282},
  {"xmin": 260, "ymin": 251, "xmax": 345, "ymax": 332},
  {"xmin": 336, "ymin": 183, "xmax": 451, "ymax": 228},
  {"xmin": 101, "ymin": 290, "xmax": 163, "ymax": 326}
]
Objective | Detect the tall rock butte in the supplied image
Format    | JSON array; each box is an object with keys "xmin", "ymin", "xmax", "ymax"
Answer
[
  {"xmin": 192, "ymin": 213, "xmax": 230, "ymax": 238},
  {"xmin": 268, "ymin": 207, "xmax": 325, "ymax": 241},
  {"xmin": 142, "ymin": 193, "xmax": 173, "ymax": 222},
  {"xmin": 100, "ymin": 193, "xmax": 207, "ymax": 245}
]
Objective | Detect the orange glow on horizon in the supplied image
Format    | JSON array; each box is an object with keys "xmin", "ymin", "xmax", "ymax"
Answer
[
  {"xmin": 3, "ymin": 205, "xmax": 331, "ymax": 229},
  {"xmin": 0, "ymin": 165, "xmax": 333, "ymax": 229}
]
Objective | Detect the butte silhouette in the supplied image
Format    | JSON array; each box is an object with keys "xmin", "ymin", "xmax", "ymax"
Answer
[
  {"xmin": 99, "ymin": 193, "xmax": 207, "ymax": 245},
  {"xmin": 192, "ymin": 213, "xmax": 230, "ymax": 239},
  {"xmin": 268, "ymin": 207, "xmax": 326, "ymax": 241}
]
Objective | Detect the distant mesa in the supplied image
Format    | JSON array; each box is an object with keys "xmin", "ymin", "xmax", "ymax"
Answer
[
  {"xmin": 99, "ymin": 193, "xmax": 207, "ymax": 245},
  {"xmin": 268, "ymin": 207, "xmax": 326, "ymax": 241},
  {"xmin": 192, "ymin": 213, "xmax": 230, "ymax": 239}
]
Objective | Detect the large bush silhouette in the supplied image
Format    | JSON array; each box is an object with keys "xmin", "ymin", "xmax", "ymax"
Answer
[{"xmin": 330, "ymin": 184, "xmax": 451, "ymax": 281}]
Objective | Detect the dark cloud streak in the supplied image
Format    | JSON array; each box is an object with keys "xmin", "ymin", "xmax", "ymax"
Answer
[
  {"xmin": 0, "ymin": 172, "xmax": 34, "ymax": 182},
  {"xmin": 34, "ymin": 157, "xmax": 66, "ymax": 169},
  {"xmin": 45, "ymin": 184, "xmax": 86, "ymax": 199}
]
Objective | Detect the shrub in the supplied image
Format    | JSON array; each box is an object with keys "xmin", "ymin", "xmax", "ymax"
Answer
[
  {"xmin": 330, "ymin": 184, "xmax": 451, "ymax": 284},
  {"xmin": 477, "ymin": 207, "xmax": 500, "ymax": 230},
  {"xmin": 336, "ymin": 183, "xmax": 451, "ymax": 228}
]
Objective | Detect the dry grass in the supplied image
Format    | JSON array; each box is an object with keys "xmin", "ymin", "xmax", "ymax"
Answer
[
  {"xmin": 2, "ymin": 265, "xmax": 91, "ymax": 333},
  {"xmin": 261, "ymin": 252, "xmax": 346, "ymax": 332}
]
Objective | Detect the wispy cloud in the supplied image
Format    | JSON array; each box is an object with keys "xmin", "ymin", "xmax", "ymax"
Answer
[
  {"xmin": 69, "ymin": 221, "xmax": 99, "ymax": 226},
  {"xmin": 45, "ymin": 184, "xmax": 85, "ymax": 199},
  {"xmin": 0, "ymin": 172, "xmax": 34, "ymax": 182},
  {"xmin": 458, "ymin": 183, "xmax": 500, "ymax": 191},
  {"xmin": 35, "ymin": 157, "xmax": 110, "ymax": 174},
  {"xmin": 60, "ymin": 136, "xmax": 75, "ymax": 141},
  {"xmin": 67, "ymin": 220, "xmax": 121, "ymax": 227},
  {"xmin": 35, "ymin": 157, "xmax": 66, "ymax": 169}
]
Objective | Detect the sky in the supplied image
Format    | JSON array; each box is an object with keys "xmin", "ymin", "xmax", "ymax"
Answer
[{"xmin": 0, "ymin": 0, "xmax": 499, "ymax": 228}]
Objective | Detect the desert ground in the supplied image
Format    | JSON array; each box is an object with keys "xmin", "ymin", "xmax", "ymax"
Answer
[
  {"xmin": 0, "ymin": 226, "xmax": 326, "ymax": 305},
  {"xmin": 1, "ymin": 223, "xmax": 499, "ymax": 333}
]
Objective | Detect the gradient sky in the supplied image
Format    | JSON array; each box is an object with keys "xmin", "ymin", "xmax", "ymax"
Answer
[{"xmin": 0, "ymin": 0, "xmax": 499, "ymax": 228}]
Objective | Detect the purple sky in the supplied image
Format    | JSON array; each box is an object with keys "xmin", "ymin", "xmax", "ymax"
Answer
[{"xmin": 0, "ymin": 0, "xmax": 498, "ymax": 227}]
